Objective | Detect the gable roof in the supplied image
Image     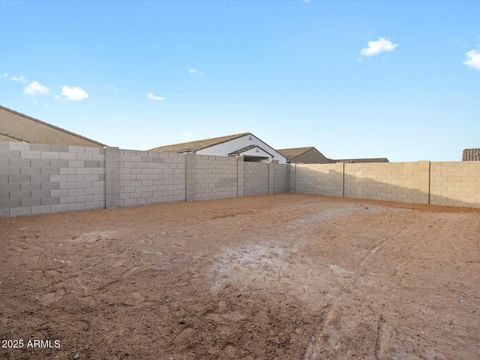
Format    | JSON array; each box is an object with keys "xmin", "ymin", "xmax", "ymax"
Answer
[
  {"xmin": 0, "ymin": 105, "xmax": 105, "ymax": 147},
  {"xmin": 277, "ymin": 146, "xmax": 333, "ymax": 163},
  {"xmin": 150, "ymin": 132, "xmax": 250, "ymax": 153},
  {"xmin": 463, "ymin": 148, "xmax": 480, "ymax": 161},
  {"xmin": 277, "ymin": 147, "xmax": 314, "ymax": 162}
]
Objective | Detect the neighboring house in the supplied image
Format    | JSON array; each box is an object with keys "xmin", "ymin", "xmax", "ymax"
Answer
[
  {"xmin": 0, "ymin": 105, "xmax": 105, "ymax": 147},
  {"xmin": 278, "ymin": 146, "xmax": 333, "ymax": 164},
  {"xmin": 278, "ymin": 146, "xmax": 389, "ymax": 164},
  {"xmin": 463, "ymin": 148, "xmax": 480, "ymax": 161},
  {"xmin": 151, "ymin": 132, "xmax": 287, "ymax": 164}
]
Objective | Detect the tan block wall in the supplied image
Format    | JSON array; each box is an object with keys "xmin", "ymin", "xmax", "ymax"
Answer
[
  {"xmin": 1, "ymin": 140, "xmax": 293, "ymax": 217},
  {"xmin": 119, "ymin": 149, "xmax": 186, "ymax": 207},
  {"xmin": 295, "ymin": 163, "xmax": 344, "ymax": 196},
  {"xmin": 0, "ymin": 141, "xmax": 105, "ymax": 217},
  {"xmin": 430, "ymin": 162, "xmax": 480, "ymax": 208},
  {"xmin": 244, "ymin": 162, "xmax": 269, "ymax": 196},
  {"xmin": 289, "ymin": 164, "xmax": 296, "ymax": 192},
  {"xmin": 291, "ymin": 161, "xmax": 480, "ymax": 208},
  {"xmin": 345, "ymin": 161, "xmax": 430, "ymax": 204},
  {"xmin": 272, "ymin": 163, "xmax": 289, "ymax": 193},
  {"xmin": 194, "ymin": 155, "xmax": 238, "ymax": 200}
]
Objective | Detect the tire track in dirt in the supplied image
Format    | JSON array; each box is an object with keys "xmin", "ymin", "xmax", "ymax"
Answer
[{"xmin": 303, "ymin": 208, "xmax": 419, "ymax": 360}]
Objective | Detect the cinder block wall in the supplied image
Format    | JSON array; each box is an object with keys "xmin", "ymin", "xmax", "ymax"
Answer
[
  {"xmin": 0, "ymin": 142, "xmax": 105, "ymax": 217},
  {"xmin": 244, "ymin": 162, "xmax": 269, "ymax": 196},
  {"xmin": 431, "ymin": 162, "xmax": 480, "ymax": 207},
  {"xmin": 294, "ymin": 163, "xmax": 344, "ymax": 196},
  {"xmin": 345, "ymin": 161, "xmax": 430, "ymax": 204},
  {"xmin": 118, "ymin": 149, "xmax": 186, "ymax": 207},
  {"xmin": 237, "ymin": 158, "xmax": 245, "ymax": 197},
  {"xmin": 289, "ymin": 164, "xmax": 297, "ymax": 192},
  {"xmin": 272, "ymin": 163, "xmax": 289, "ymax": 193},
  {"xmin": 9, "ymin": 141, "xmax": 480, "ymax": 215},
  {"xmin": 0, "ymin": 141, "xmax": 291, "ymax": 217},
  {"xmin": 294, "ymin": 161, "xmax": 429, "ymax": 204},
  {"xmin": 292, "ymin": 161, "xmax": 480, "ymax": 208},
  {"xmin": 194, "ymin": 155, "xmax": 238, "ymax": 200}
]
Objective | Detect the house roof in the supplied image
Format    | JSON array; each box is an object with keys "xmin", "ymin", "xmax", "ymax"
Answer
[
  {"xmin": 277, "ymin": 147, "xmax": 316, "ymax": 162},
  {"xmin": 277, "ymin": 146, "xmax": 335, "ymax": 163},
  {"xmin": 0, "ymin": 131, "xmax": 28, "ymax": 142},
  {"xmin": 463, "ymin": 148, "xmax": 480, "ymax": 161},
  {"xmin": 335, "ymin": 158, "xmax": 389, "ymax": 163},
  {"xmin": 278, "ymin": 146, "xmax": 389, "ymax": 164},
  {"xmin": 150, "ymin": 132, "xmax": 251, "ymax": 153},
  {"xmin": 0, "ymin": 105, "xmax": 105, "ymax": 147}
]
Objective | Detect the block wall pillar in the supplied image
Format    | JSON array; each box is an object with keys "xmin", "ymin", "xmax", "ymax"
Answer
[
  {"xmin": 105, "ymin": 147, "xmax": 120, "ymax": 208},
  {"xmin": 268, "ymin": 163, "xmax": 274, "ymax": 194},
  {"xmin": 237, "ymin": 157, "xmax": 245, "ymax": 197},
  {"xmin": 185, "ymin": 153, "xmax": 196, "ymax": 201}
]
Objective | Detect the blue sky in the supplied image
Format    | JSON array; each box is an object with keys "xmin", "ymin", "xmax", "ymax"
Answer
[{"xmin": 1, "ymin": 1, "xmax": 479, "ymax": 161}]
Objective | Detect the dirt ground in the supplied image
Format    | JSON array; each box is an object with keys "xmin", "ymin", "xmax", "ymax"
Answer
[{"xmin": 0, "ymin": 194, "xmax": 479, "ymax": 360}]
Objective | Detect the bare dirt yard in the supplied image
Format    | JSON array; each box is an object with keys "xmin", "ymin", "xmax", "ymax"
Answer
[{"xmin": 1, "ymin": 194, "xmax": 479, "ymax": 360}]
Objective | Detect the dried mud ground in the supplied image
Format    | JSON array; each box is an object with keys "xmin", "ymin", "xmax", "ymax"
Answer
[{"xmin": 0, "ymin": 194, "xmax": 479, "ymax": 360}]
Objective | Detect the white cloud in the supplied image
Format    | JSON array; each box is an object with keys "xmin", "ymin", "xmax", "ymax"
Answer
[
  {"xmin": 464, "ymin": 50, "xmax": 480, "ymax": 70},
  {"xmin": 361, "ymin": 37, "xmax": 398, "ymax": 57},
  {"xmin": 1, "ymin": 73, "xmax": 29, "ymax": 83},
  {"xmin": 188, "ymin": 68, "xmax": 205, "ymax": 76},
  {"xmin": 10, "ymin": 74, "xmax": 28, "ymax": 83},
  {"xmin": 25, "ymin": 81, "xmax": 50, "ymax": 96},
  {"xmin": 146, "ymin": 92, "xmax": 165, "ymax": 101},
  {"xmin": 59, "ymin": 86, "xmax": 89, "ymax": 101}
]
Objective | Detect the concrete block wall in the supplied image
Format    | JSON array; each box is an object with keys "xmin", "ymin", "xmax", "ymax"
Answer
[
  {"xmin": 430, "ymin": 162, "xmax": 480, "ymax": 208},
  {"xmin": 244, "ymin": 162, "xmax": 269, "ymax": 196},
  {"xmin": 289, "ymin": 164, "xmax": 297, "ymax": 192},
  {"xmin": 105, "ymin": 147, "xmax": 120, "ymax": 208},
  {"xmin": 194, "ymin": 154, "xmax": 238, "ymax": 200},
  {"xmin": 237, "ymin": 158, "xmax": 245, "ymax": 197},
  {"xmin": 0, "ymin": 142, "xmax": 105, "ymax": 217},
  {"xmin": 292, "ymin": 160, "xmax": 480, "ymax": 208},
  {"xmin": 185, "ymin": 153, "xmax": 196, "ymax": 201},
  {"xmin": 345, "ymin": 161, "xmax": 430, "ymax": 204},
  {"xmin": 1, "ymin": 141, "xmax": 291, "ymax": 217},
  {"xmin": 268, "ymin": 163, "xmax": 274, "ymax": 194},
  {"xmin": 118, "ymin": 149, "xmax": 186, "ymax": 207},
  {"xmin": 3, "ymin": 139, "xmax": 480, "ymax": 216},
  {"xmin": 294, "ymin": 163, "xmax": 344, "ymax": 197},
  {"xmin": 272, "ymin": 162, "xmax": 289, "ymax": 193}
]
